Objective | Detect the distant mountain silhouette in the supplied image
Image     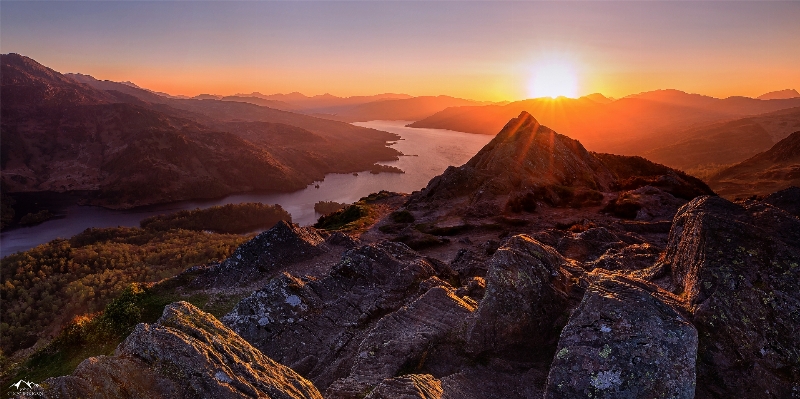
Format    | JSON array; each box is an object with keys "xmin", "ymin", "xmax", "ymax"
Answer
[
  {"xmin": 582, "ymin": 93, "xmax": 613, "ymax": 104},
  {"xmin": 243, "ymin": 92, "xmax": 413, "ymax": 110},
  {"xmin": 757, "ymin": 89, "xmax": 800, "ymax": 100},
  {"xmin": 409, "ymin": 89, "xmax": 800, "ymax": 156},
  {"xmin": 1, "ymin": 53, "xmax": 401, "ymax": 208},
  {"xmin": 311, "ymin": 95, "xmax": 486, "ymax": 122},
  {"xmin": 707, "ymin": 131, "xmax": 800, "ymax": 199},
  {"xmin": 192, "ymin": 94, "xmax": 222, "ymax": 100}
]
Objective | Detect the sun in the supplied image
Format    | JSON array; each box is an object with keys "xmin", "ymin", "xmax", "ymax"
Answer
[{"xmin": 528, "ymin": 62, "xmax": 578, "ymax": 99}]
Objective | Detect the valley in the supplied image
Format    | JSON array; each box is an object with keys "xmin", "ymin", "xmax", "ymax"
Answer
[{"xmin": 3, "ymin": 112, "xmax": 797, "ymax": 399}]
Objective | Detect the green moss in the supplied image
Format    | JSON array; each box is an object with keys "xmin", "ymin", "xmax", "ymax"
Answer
[{"xmin": 599, "ymin": 344, "xmax": 611, "ymax": 358}]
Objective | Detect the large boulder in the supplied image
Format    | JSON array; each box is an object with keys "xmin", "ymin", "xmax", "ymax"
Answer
[
  {"xmin": 555, "ymin": 227, "xmax": 627, "ymax": 263},
  {"xmin": 658, "ymin": 195, "xmax": 800, "ymax": 398},
  {"xmin": 601, "ymin": 185, "xmax": 688, "ymax": 221},
  {"xmin": 37, "ymin": 302, "xmax": 322, "ymax": 399},
  {"xmin": 587, "ymin": 243, "xmax": 662, "ymax": 272},
  {"xmin": 465, "ymin": 235, "xmax": 584, "ymax": 361},
  {"xmin": 365, "ymin": 374, "xmax": 443, "ymax": 399},
  {"xmin": 440, "ymin": 368, "xmax": 545, "ymax": 399},
  {"xmin": 326, "ymin": 286, "xmax": 476, "ymax": 398},
  {"xmin": 223, "ymin": 242, "xmax": 455, "ymax": 390},
  {"xmin": 761, "ymin": 186, "xmax": 800, "ymax": 217},
  {"xmin": 544, "ymin": 272, "xmax": 697, "ymax": 399}
]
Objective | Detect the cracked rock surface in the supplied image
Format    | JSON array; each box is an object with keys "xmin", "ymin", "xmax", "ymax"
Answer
[{"xmin": 37, "ymin": 302, "xmax": 322, "ymax": 399}]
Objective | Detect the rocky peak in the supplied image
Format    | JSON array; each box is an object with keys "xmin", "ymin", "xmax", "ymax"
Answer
[
  {"xmin": 410, "ymin": 112, "xmax": 712, "ymax": 217},
  {"xmin": 466, "ymin": 112, "xmax": 615, "ymax": 191}
]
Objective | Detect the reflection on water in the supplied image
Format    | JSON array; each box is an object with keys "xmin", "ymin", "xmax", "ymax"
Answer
[{"xmin": 0, "ymin": 121, "xmax": 492, "ymax": 256}]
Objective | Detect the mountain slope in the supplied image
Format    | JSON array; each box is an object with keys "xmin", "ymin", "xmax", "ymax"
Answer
[
  {"xmin": 0, "ymin": 101, "xmax": 307, "ymax": 208},
  {"xmin": 707, "ymin": 131, "xmax": 800, "ymax": 199},
  {"xmin": 66, "ymin": 72, "xmax": 170, "ymax": 104},
  {"xmin": 2, "ymin": 54, "xmax": 115, "ymax": 111}
]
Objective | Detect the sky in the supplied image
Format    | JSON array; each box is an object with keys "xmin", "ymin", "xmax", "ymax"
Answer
[{"xmin": 2, "ymin": 1, "xmax": 799, "ymax": 101}]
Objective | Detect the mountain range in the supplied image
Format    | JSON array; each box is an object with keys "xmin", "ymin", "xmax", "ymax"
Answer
[{"xmin": 1, "ymin": 54, "xmax": 401, "ymax": 208}]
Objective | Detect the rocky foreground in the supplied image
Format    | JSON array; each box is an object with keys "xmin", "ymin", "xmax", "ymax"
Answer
[{"xmin": 31, "ymin": 113, "xmax": 800, "ymax": 398}]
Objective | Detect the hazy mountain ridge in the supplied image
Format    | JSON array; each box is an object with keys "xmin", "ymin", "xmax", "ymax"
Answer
[
  {"xmin": 757, "ymin": 88, "xmax": 799, "ymax": 100},
  {"xmin": 308, "ymin": 95, "xmax": 488, "ymax": 123},
  {"xmin": 66, "ymin": 71, "xmax": 489, "ymax": 123}
]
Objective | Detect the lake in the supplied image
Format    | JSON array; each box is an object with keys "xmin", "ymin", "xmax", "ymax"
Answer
[{"xmin": 0, "ymin": 120, "xmax": 492, "ymax": 256}]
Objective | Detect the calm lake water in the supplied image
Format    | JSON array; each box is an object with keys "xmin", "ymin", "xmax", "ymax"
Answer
[{"xmin": 0, "ymin": 121, "xmax": 492, "ymax": 256}]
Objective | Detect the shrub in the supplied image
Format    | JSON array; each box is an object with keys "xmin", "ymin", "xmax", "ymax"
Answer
[
  {"xmin": 569, "ymin": 189, "xmax": 605, "ymax": 208},
  {"xmin": 314, "ymin": 201, "xmax": 347, "ymax": 216},
  {"xmin": 19, "ymin": 210, "xmax": 55, "ymax": 226},
  {"xmin": 602, "ymin": 200, "xmax": 642, "ymax": 219},
  {"xmin": 315, "ymin": 205, "xmax": 368, "ymax": 231},
  {"xmin": 390, "ymin": 210, "xmax": 415, "ymax": 224},
  {"xmin": 506, "ymin": 192, "xmax": 538, "ymax": 213}
]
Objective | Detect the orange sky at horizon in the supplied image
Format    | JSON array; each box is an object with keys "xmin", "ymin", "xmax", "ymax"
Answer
[
  {"xmin": 77, "ymin": 60, "xmax": 799, "ymax": 103},
  {"xmin": 3, "ymin": 2, "xmax": 798, "ymax": 102}
]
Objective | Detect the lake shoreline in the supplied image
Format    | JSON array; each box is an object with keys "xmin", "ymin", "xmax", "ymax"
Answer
[{"xmin": 1, "ymin": 121, "xmax": 493, "ymax": 256}]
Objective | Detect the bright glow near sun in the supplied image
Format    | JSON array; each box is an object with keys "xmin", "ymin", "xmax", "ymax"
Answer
[{"xmin": 528, "ymin": 63, "xmax": 578, "ymax": 99}]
